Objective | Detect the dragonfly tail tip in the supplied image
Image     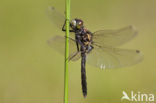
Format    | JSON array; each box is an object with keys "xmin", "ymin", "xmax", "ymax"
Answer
[{"xmin": 83, "ymin": 92, "xmax": 87, "ymax": 98}]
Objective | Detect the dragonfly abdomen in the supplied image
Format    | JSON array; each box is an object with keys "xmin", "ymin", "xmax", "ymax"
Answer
[{"xmin": 81, "ymin": 53, "xmax": 87, "ymax": 97}]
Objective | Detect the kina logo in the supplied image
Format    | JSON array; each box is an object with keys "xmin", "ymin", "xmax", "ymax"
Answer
[{"xmin": 121, "ymin": 90, "xmax": 155, "ymax": 102}]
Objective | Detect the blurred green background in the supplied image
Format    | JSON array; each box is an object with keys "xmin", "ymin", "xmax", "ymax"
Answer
[{"xmin": 0, "ymin": 0, "xmax": 156, "ymax": 103}]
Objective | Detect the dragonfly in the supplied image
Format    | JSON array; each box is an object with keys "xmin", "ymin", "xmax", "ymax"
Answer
[{"xmin": 47, "ymin": 6, "xmax": 143, "ymax": 97}]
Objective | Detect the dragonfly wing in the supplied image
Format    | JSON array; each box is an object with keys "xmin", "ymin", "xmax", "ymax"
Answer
[
  {"xmin": 69, "ymin": 51, "xmax": 81, "ymax": 61},
  {"xmin": 92, "ymin": 26, "xmax": 138, "ymax": 47},
  {"xmin": 47, "ymin": 6, "xmax": 65, "ymax": 29},
  {"xmin": 86, "ymin": 46, "xmax": 143, "ymax": 69},
  {"xmin": 47, "ymin": 6, "xmax": 75, "ymax": 38},
  {"xmin": 47, "ymin": 36, "xmax": 81, "ymax": 61}
]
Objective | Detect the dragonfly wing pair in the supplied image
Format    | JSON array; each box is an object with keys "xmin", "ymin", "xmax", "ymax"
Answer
[
  {"xmin": 48, "ymin": 26, "xmax": 143, "ymax": 69},
  {"xmin": 47, "ymin": 6, "xmax": 143, "ymax": 69},
  {"xmin": 88, "ymin": 25, "xmax": 143, "ymax": 69}
]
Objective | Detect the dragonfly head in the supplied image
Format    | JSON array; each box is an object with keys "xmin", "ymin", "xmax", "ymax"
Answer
[{"xmin": 70, "ymin": 19, "xmax": 84, "ymax": 29}]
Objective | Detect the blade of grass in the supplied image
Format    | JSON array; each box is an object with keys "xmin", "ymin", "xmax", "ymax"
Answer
[{"xmin": 64, "ymin": 0, "xmax": 70, "ymax": 102}]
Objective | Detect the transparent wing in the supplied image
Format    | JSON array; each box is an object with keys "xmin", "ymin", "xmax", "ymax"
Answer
[
  {"xmin": 47, "ymin": 6, "xmax": 75, "ymax": 38},
  {"xmin": 47, "ymin": 6, "xmax": 65, "ymax": 29},
  {"xmin": 47, "ymin": 36, "xmax": 81, "ymax": 61},
  {"xmin": 92, "ymin": 26, "xmax": 138, "ymax": 47},
  {"xmin": 86, "ymin": 46, "xmax": 143, "ymax": 69},
  {"xmin": 69, "ymin": 51, "xmax": 81, "ymax": 61}
]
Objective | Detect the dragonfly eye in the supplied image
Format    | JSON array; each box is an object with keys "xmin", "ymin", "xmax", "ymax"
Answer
[
  {"xmin": 71, "ymin": 19, "xmax": 77, "ymax": 28},
  {"xmin": 76, "ymin": 20, "xmax": 83, "ymax": 29}
]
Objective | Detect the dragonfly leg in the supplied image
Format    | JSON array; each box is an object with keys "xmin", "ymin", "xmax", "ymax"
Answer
[
  {"xmin": 76, "ymin": 35, "xmax": 85, "ymax": 47},
  {"xmin": 76, "ymin": 41, "xmax": 80, "ymax": 51},
  {"xmin": 86, "ymin": 45, "xmax": 94, "ymax": 54},
  {"xmin": 62, "ymin": 20, "xmax": 66, "ymax": 31},
  {"xmin": 75, "ymin": 36, "xmax": 80, "ymax": 51},
  {"xmin": 64, "ymin": 36, "xmax": 80, "ymax": 52},
  {"xmin": 62, "ymin": 19, "xmax": 75, "ymax": 32}
]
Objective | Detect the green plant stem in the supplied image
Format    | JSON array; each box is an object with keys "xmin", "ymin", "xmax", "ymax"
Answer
[{"xmin": 64, "ymin": 0, "xmax": 70, "ymax": 102}]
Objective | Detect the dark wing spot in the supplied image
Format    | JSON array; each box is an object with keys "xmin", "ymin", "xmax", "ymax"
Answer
[
  {"xmin": 136, "ymin": 50, "xmax": 140, "ymax": 53},
  {"xmin": 50, "ymin": 6, "xmax": 55, "ymax": 10}
]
